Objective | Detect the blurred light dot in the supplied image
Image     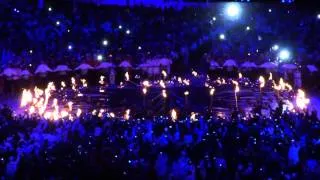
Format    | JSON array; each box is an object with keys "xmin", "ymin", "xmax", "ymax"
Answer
[
  {"xmin": 126, "ymin": 29, "xmax": 130, "ymax": 34},
  {"xmin": 272, "ymin": 44, "xmax": 279, "ymax": 51},
  {"xmin": 97, "ymin": 54, "xmax": 103, "ymax": 61},
  {"xmin": 48, "ymin": 7, "xmax": 52, "ymax": 12},
  {"xmin": 279, "ymin": 49, "xmax": 291, "ymax": 61},
  {"xmin": 268, "ymin": 9, "xmax": 272, "ymax": 13},
  {"xmin": 68, "ymin": 45, "xmax": 72, "ymax": 50},
  {"xmin": 219, "ymin": 34, "xmax": 225, "ymax": 40},
  {"xmin": 56, "ymin": 21, "xmax": 60, "ymax": 26},
  {"xmin": 67, "ymin": 29, "xmax": 70, "ymax": 33},
  {"xmin": 118, "ymin": 25, "xmax": 122, "ymax": 29},
  {"xmin": 212, "ymin": 17, "xmax": 217, "ymax": 21},
  {"xmin": 29, "ymin": 50, "xmax": 33, "ymax": 54},
  {"xmin": 138, "ymin": 46, "xmax": 142, "ymax": 50},
  {"xmin": 226, "ymin": 3, "xmax": 241, "ymax": 18},
  {"xmin": 248, "ymin": 53, "xmax": 251, "ymax": 56},
  {"xmin": 317, "ymin": 14, "xmax": 320, "ymax": 19},
  {"xmin": 102, "ymin": 40, "xmax": 108, "ymax": 46},
  {"xmin": 258, "ymin": 35, "xmax": 262, "ymax": 41},
  {"xmin": 246, "ymin": 26, "xmax": 250, "ymax": 31}
]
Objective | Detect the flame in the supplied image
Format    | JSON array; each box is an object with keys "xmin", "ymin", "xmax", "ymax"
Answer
[
  {"xmin": 238, "ymin": 72, "xmax": 243, "ymax": 79},
  {"xmin": 76, "ymin": 108, "xmax": 82, "ymax": 117},
  {"xmin": 21, "ymin": 89, "xmax": 33, "ymax": 107},
  {"xmin": 125, "ymin": 72, "xmax": 130, "ymax": 81},
  {"xmin": 210, "ymin": 88, "xmax": 215, "ymax": 96},
  {"xmin": 178, "ymin": 77, "xmax": 182, "ymax": 84},
  {"xmin": 161, "ymin": 70, "xmax": 167, "ymax": 78},
  {"xmin": 61, "ymin": 81, "xmax": 66, "ymax": 90},
  {"xmin": 162, "ymin": 90, "xmax": 167, "ymax": 98},
  {"xmin": 183, "ymin": 79, "xmax": 190, "ymax": 86},
  {"xmin": 192, "ymin": 71, "xmax": 198, "ymax": 77},
  {"xmin": 124, "ymin": 109, "xmax": 130, "ymax": 120},
  {"xmin": 296, "ymin": 89, "xmax": 310, "ymax": 110},
  {"xmin": 171, "ymin": 109, "xmax": 177, "ymax": 121},
  {"xmin": 80, "ymin": 79, "xmax": 88, "ymax": 87},
  {"xmin": 190, "ymin": 112, "xmax": 198, "ymax": 121},
  {"xmin": 232, "ymin": 81, "xmax": 240, "ymax": 93},
  {"xmin": 99, "ymin": 76, "xmax": 105, "ymax": 85},
  {"xmin": 184, "ymin": 91, "xmax": 189, "ymax": 96},
  {"xmin": 109, "ymin": 112, "xmax": 115, "ymax": 118},
  {"xmin": 142, "ymin": 80, "xmax": 151, "ymax": 87},
  {"xmin": 71, "ymin": 77, "xmax": 77, "ymax": 91},
  {"xmin": 142, "ymin": 87, "xmax": 147, "ymax": 95},
  {"xmin": 67, "ymin": 101, "xmax": 73, "ymax": 112},
  {"xmin": 259, "ymin": 76, "xmax": 265, "ymax": 88},
  {"xmin": 159, "ymin": 80, "xmax": 166, "ymax": 89},
  {"xmin": 269, "ymin": 72, "xmax": 273, "ymax": 80}
]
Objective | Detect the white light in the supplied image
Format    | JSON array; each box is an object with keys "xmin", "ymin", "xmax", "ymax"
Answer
[
  {"xmin": 118, "ymin": 25, "xmax": 122, "ymax": 29},
  {"xmin": 29, "ymin": 50, "xmax": 33, "ymax": 54},
  {"xmin": 212, "ymin": 17, "xmax": 217, "ymax": 21},
  {"xmin": 268, "ymin": 9, "xmax": 272, "ymax": 13},
  {"xmin": 246, "ymin": 26, "xmax": 250, "ymax": 31},
  {"xmin": 126, "ymin": 29, "xmax": 130, "ymax": 35},
  {"xmin": 102, "ymin": 40, "xmax": 108, "ymax": 46},
  {"xmin": 67, "ymin": 29, "xmax": 70, "ymax": 33},
  {"xmin": 225, "ymin": 3, "xmax": 241, "ymax": 18},
  {"xmin": 56, "ymin": 21, "xmax": 60, "ymax": 26},
  {"xmin": 68, "ymin": 45, "xmax": 72, "ymax": 50},
  {"xmin": 48, "ymin": 7, "xmax": 52, "ymax": 12},
  {"xmin": 219, "ymin": 34, "xmax": 225, "ymax": 40},
  {"xmin": 97, "ymin": 54, "xmax": 103, "ymax": 61},
  {"xmin": 317, "ymin": 14, "xmax": 320, "ymax": 19},
  {"xmin": 272, "ymin": 44, "xmax": 279, "ymax": 51},
  {"xmin": 138, "ymin": 46, "xmax": 142, "ymax": 50},
  {"xmin": 279, "ymin": 49, "xmax": 291, "ymax": 61}
]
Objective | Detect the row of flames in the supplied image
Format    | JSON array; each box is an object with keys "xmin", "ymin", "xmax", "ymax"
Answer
[{"xmin": 20, "ymin": 74, "xmax": 310, "ymax": 121}]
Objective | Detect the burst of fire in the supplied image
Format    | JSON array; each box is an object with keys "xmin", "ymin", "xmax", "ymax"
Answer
[
  {"xmin": 296, "ymin": 89, "xmax": 310, "ymax": 110},
  {"xmin": 21, "ymin": 89, "xmax": 33, "ymax": 107}
]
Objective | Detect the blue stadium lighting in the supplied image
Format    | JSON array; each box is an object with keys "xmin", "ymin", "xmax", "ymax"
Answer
[
  {"xmin": 225, "ymin": 3, "xmax": 241, "ymax": 19},
  {"xmin": 278, "ymin": 49, "xmax": 291, "ymax": 61},
  {"xmin": 97, "ymin": 54, "xmax": 103, "ymax": 61},
  {"xmin": 219, "ymin": 34, "xmax": 225, "ymax": 40}
]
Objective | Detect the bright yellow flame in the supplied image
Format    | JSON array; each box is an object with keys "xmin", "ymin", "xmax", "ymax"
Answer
[
  {"xmin": 67, "ymin": 101, "xmax": 73, "ymax": 112},
  {"xmin": 259, "ymin": 76, "xmax": 265, "ymax": 88},
  {"xmin": 21, "ymin": 89, "xmax": 33, "ymax": 107},
  {"xmin": 61, "ymin": 110, "xmax": 69, "ymax": 118},
  {"xmin": 142, "ymin": 87, "xmax": 147, "ymax": 95},
  {"xmin": 29, "ymin": 106, "xmax": 35, "ymax": 114},
  {"xmin": 171, "ymin": 109, "xmax": 177, "ymax": 122},
  {"xmin": 162, "ymin": 89, "xmax": 167, "ymax": 98},
  {"xmin": 125, "ymin": 72, "xmax": 130, "ymax": 81},
  {"xmin": 99, "ymin": 76, "xmax": 105, "ymax": 85},
  {"xmin": 269, "ymin": 72, "xmax": 273, "ymax": 81},
  {"xmin": 76, "ymin": 108, "xmax": 82, "ymax": 117},
  {"xmin": 210, "ymin": 88, "xmax": 215, "ymax": 96},
  {"xmin": 296, "ymin": 89, "xmax": 310, "ymax": 110},
  {"xmin": 184, "ymin": 91, "xmax": 189, "ymax": 96},
  {"xmin": 161, "ymin": 70, "xmax": 167, "ymax": 78},
  {"xmin": 124, "ymin": 109, "xmax": 130, "ymax": 120},
  {"xmin": 160, "ymin": 80, "xmax": 166, "ymax": 89}
]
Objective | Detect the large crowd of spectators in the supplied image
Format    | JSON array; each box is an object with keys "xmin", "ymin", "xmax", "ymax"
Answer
[
  {"xmin": 0, "ymin": 103, "xmax": 320, "ymax": 179},
  {"xmin": 1, "ymin": 1, "xmax": 320, "ymax": 73}
]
